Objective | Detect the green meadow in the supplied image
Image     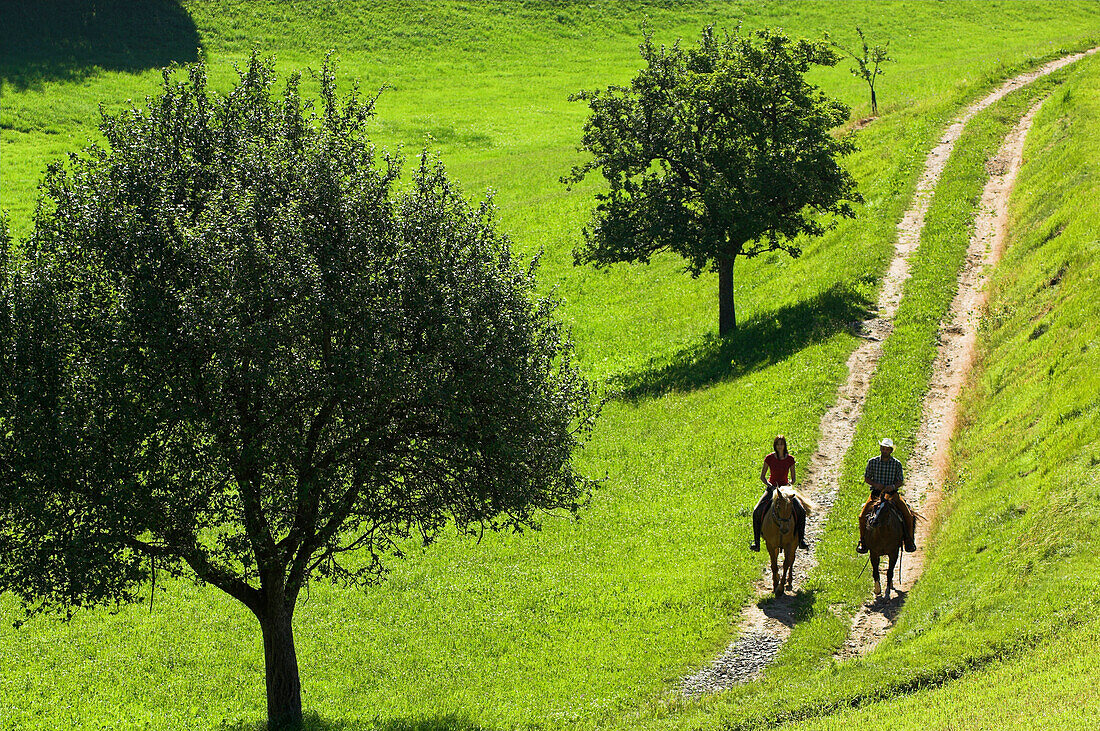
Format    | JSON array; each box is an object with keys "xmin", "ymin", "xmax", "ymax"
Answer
[{"xmin": 2, "ymin": 2, "xmax": 1100, "ymax": 729}]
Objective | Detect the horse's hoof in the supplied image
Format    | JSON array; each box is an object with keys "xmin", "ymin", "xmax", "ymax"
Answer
[{"xmin": 874, "ymin": 583, "xmax": 881, "ymax": 596}]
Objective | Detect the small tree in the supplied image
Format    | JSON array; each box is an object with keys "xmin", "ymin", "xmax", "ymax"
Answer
[
  {"xmin": 0, "ymin": 55, "xmax": 597, "ymax": 729},
  {"xmin": 828, "ymin": 27, "xmax": 893, "ymax": 116},
  {"xmin": 566, "ymin": 25, "xmax": 861, "ymax": 336}
]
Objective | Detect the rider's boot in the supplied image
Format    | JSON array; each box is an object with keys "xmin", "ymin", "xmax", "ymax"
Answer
[
  {"xmin": 904, "ymin": 513, "xmax": 917, "ymax": 553},
  {"xmin": 750, "ymin": 502, "xmax": 763, "ymax": 552},
  {"xmin": 856, "ymin": 501, "xmax": 871, "ymax": 554},
  {"xmin": 794, "ymin": 499, "xmax": 809, "ymax": 550},
  {"xmin": 893, "ymin": 495, "xmax": 918, "ymax": 552},
  {"xmin": 749, "ymin": 492, "xmax": 770, "ymax": 552}
]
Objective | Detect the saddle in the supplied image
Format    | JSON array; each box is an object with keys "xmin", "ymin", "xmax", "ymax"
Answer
[{"xmin": 764, "ymin": 487, "xmax": 805, "ymax": 514}]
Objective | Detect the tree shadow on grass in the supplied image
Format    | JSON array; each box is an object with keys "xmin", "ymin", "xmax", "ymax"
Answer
[
  {"xmin": 0, "ymin": 0, "xmax": 201, "ymax": 90},
  {"xmin": 611, "ymin": 282, "xmax": 873, "ymax": 402},
  {"xmin": 223, "ymin": 712, "xmax": 494, "ymax": 731},
  {"xmin": 373, "ymin": 717, "xmax": 494, "ymax": 731}
]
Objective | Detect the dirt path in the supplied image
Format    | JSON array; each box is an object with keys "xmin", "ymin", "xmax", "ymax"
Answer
[
  {"xmin": 681, "ymin": 48, "xmax": 1097, "ymax": 696},
  {"xmin": 835, "ymin": 91, "xmax": 1053, "ymax": 660}
]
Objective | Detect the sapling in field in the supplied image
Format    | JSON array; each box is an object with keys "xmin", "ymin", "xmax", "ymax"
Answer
[
  {"xmin": 566, "ymin": 24, "xmax": 862, "ymax": 336},
  {"xmin": 0, "ymin": 54, "xmax": 597, "ymax": 730},
  {"xmin": 828, "ymin": 26, "xmax": 894, "ymax": 116}
]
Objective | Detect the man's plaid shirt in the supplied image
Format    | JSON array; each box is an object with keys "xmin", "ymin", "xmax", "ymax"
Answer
[{"xmin": 865, "ymin": 455, "xmax": 904, "ymax": 490}]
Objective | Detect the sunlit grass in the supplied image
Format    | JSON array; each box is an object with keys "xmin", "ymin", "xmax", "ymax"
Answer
[
  {"xmin": 623, "ymin": 49, "xmax": 1100, "ymax": 731},
  {"xmin": 789, "ymin": 52, "xmax": 1100, "ymax": 730},
  {"xmin": 2, "ymin": 2, "xmax": 1100, "ymax": 729}
]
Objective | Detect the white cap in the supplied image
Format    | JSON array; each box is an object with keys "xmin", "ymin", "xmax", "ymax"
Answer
[{"xmin": 880, "ymin": 437, "xmax": 895, "ymax": 448}]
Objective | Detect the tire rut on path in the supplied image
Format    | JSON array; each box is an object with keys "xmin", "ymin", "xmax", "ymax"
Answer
[
  {"xmin": 681, "ymin": 47, "xmax": 1098, "ymax": 697},
  {"xmin": 835, "ymin": 86, "xmax": 1065, "ymax": 660}
]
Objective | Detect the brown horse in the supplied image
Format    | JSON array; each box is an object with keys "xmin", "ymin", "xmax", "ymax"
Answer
[
  {"xmin": 761, "ymin": 487, "xmax": 816, "ymax": 596},
  {"xmin": 865, "ymin": 495, "xmax": 906, "ymax": 600}
]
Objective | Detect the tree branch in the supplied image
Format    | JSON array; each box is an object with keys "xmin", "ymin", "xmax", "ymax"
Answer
[
  {"xmin": 124, "ymin": 536, "xmax": 262, "ymax": 613},
  {"xmin": 284, "ymin": 463, "xmax": 371, "ymax": 599}
]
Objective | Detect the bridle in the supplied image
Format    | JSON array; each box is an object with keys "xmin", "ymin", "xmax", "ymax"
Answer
[
  {"xmin": 868, "ymin": 494, "xmax": 901, "ymax": 530},
  {"xmin": 772, "ymin": 492, "xmax": 795, "ymax": 534}
]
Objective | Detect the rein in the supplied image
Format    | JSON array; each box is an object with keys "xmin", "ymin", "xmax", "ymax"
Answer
[{"xmin": 869, "ymin": 495, "xmax": 902, "ymax": 530}]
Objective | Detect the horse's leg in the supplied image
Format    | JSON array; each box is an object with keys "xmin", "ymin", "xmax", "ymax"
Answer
[
  {"xmin": 886, "ymin": 549, "xmax": 898, "ymax": 601},
  {"xmin": 770, "ymin": 547, "xmax": 782, "ymax": 596},
  {"xmin": 777, "ymin": 549, "xmax": 785, "ymax": 593},
  {"xmin": 871, "ymin": 552, "xmax": 881, "ymax": 596},
  {"xmin": 784, "ymin": 546, "xmax": 796, "ymax": 591}
]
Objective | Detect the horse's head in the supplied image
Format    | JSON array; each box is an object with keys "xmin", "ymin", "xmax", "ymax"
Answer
[
  {"xmin": 868, "ymin": 495, "xmax": 897, "ymax": 530},
  {"xmin": 772, "ymin": 487, "xmax": 796, "ymax": 524}
]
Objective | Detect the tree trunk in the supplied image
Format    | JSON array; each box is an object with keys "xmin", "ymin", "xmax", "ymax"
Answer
[
  {"xmin": 259, "ymin": 605, "xmax": 303, "ymax": 730},
  {"xmin": 718, "ymin": 256, "xmax": 736, "ymax": 336},
  {"xmin": 870, "ymin": 86, "xmax": 878, "ymax": 116}
]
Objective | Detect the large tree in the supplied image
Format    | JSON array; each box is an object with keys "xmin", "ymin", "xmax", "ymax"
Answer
[
  {"xmin": 0, "ymin": 55, "xmax": 596, "ymax": 729},
  {"xmin": 566, "ymin": 25, "xmax": 862, "ymax": 335}
]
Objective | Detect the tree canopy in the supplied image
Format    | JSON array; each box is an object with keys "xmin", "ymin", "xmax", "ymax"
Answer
[
  {"xmin": 0, "ymin": 54, "xmax": 597, "ymax": 729},
  {"xmin": 566, "ymin": 25, "xmax": 862, "ymax": 335}
]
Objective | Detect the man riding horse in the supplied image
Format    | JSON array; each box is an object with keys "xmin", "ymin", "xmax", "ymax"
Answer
[{"xmin": 857, "ymin": 437, "xmax": 917, "ymax": 554}]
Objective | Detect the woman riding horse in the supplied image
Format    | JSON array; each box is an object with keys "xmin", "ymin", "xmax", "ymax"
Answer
[
  {"xmin": 750, "ymin": 435, "xmax": 808, "ymax": 552},
  {"xmin": 761, "ymin": 485, "xmax": 816, "ymax": 595}
]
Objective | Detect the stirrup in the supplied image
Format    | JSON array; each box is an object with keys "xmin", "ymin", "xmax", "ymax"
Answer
[{"xmin": 856, "ymin": 541, "xmax": 869, "ymax": 554}]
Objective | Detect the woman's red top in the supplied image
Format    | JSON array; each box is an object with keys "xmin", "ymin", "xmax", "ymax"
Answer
[{"xmin": 764, "ymin": 452, "xmax": 795, "ymax": 486}]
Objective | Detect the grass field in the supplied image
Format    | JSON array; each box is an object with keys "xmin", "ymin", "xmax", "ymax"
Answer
[{"xmin": 2, "ymin": 2, "xmax": 1100, "ymax": 730}]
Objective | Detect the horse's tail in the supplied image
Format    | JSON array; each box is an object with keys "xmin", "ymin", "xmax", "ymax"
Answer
[{"xmin": 781, "ymin": 487, "xmax": 817, "ymax": 514}]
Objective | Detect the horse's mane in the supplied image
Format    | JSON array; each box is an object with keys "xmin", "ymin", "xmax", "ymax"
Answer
[{"xmin": 777, "ymin": 486, "xmax": 817, "ymax": 514}]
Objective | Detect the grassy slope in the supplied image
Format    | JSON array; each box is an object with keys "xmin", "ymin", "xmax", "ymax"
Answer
[
  {"xmin": 794, "ymin": 51, "xmax": 1100, "ymax": 730},
  {"xmin": 7, "ymin": 1, "xmax": 1100, "ymax": 379},
  {"xmin": 627, "ymin": 45, "xmax": 1094, "ymax": 731},
  {"xmin": 798, "ymin": 619, "xmax": 1100, "ymax": 730},
  {"xmin": 1, "ymin": 3, "xmax": 1099, "ymax": 729}
]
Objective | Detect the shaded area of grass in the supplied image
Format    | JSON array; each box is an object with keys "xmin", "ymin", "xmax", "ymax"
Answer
[
  {"xmin": 613, "ymin": 282, "xmax": 873, "ymax": 401},
  {"xmin": 223, "ymin": 712, "xmax": 493, "ymax": 731},
  {"xmin": 0, "ymin": 0, "xmax": 201, "ymax": 90},
  {"xmin": 758, "ymin": 588, "xmax": 818, "ymax": 628},
  {"xmin": 372, "ymin": 719, "xmax": 492, "ymax": 731}
]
